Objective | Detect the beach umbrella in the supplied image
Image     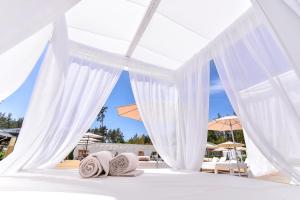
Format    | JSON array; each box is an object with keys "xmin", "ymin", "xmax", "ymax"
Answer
[
  {"xmin": 209, "ymin": 116, "xmax": 244, "ymax": 176},
  {"xmin": 215, "ymin": 141, "xmax": 244, "ymax": 149},
  {"xmin": 236, "ymin": 147, "xmax": 247, "ymax": 151},
  {"xmin": 208, "ymin": 115, "xmax": 241, "ymax": 131},
  {"xmin": 77, "ymin": 141, "xmax": 96, "ymax": 145},
  {"xmin": 208, "ymin": 115, "xmax": 242, "ymax": 151},
  {"xmin": 206, "ymin": 142, "xmax": 216, "ymax": 150},
  {"xmin": 116, "ymin": 104, "xmax": 141, "ymax": 121},
  {"xmin": 80, "ymin": 138, "xmax": 100, "ymax": 142},
  {"xmin": 80, "ymin": 133, "xmax": 101, "ymax": 154},
  {"xmin": 83, "ymin": 132, "xmax": 103, "ymax": 139},
  {"xmin": 212, "ymin": 147, "xmax": 228, "ymax": 152}
]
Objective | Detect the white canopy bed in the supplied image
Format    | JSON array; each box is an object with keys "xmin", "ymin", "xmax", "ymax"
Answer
[
  {"xmin": 1, "ymin": 168, "xmax": 300, "ymax": 200},
  {"xmin": 0, "ymin": 0, "xmax": 300, "ymax": 199}
]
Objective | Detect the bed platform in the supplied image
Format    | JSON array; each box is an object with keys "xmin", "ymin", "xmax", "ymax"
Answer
[{"xmin": 0, "ymin": 168, "xmax": 299, "ymax": 200}]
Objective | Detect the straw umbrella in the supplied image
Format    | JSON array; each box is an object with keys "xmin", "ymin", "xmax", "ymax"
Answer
[
  {"xmin": 83, "ymin": 132, "xmax": 103, "ymax": 139},
  {"xmin": 81, "ymin": 132, "xmax": 102, "ymax": 154},
  {"xmin": 208, "ymin": 116, "xmax": 242, "ymax": 142},
  {"xmin": 206, "ymin": 142, "xmax": 216, "ymax": 150},
  {"xmin": 208, "ymin": 116, "xmax": 243, "ymax": 175},
  {"xmin": 208, "ymin": 116, "xmax": 243, "ymax": 157},
  {"xmin": 215, "ymin": 141, "xmax": 244, "ymax": 149},
  {"xmin": 215, "ymin": 141, "xmax": 244, "ymax": 161}
]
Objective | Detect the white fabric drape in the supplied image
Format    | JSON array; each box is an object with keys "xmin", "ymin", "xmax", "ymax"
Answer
[
  {"xmin": 213, "ymin": 10, "xmax": 300, "ymax": 181},
  {"xmin": 129, "ymin": 55, "xmax": 209, "ymax": 171},
  {"xmin": 0, "ymin": 19, "xmax": 121, "ymax": 174},
  {"xmin": 283, "ymin": 0, "xmax": 300, "ymax": 16},
  {"xmin": 253, "ymin": 0, "xmax": 300, "ymax": 80},
  {"xmin": 0, "ymin": 0, "xmax": 80, "ymax": 55},
  {"xmin": 244, "ymin": 131, "xmax": 277, "ymax": 177},
  {"xmin": 0, "ymin": 25, "xmax": 52, "ymax": 102},
  {"xmin": 176, "ymin": 55, "xmax": 210, "ymax": 170}
]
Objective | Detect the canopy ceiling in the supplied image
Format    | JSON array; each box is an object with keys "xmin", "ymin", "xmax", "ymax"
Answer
[{"xmin": 66, "ymin": 0, "xmax": 252, "ymax": 70}]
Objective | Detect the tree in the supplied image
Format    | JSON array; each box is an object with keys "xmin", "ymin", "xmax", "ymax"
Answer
[
  {"xmin": 16, "ymin": 118, "xmax": 23, "ymax": 128},
  {"xmin": 106, "ymin": 128, "xmax": 125, "ymax": 143},
  {"xmin": 127, "ymin": 134, "xmax": 152, "ymax": 144},
  {"xmin": 207, "ymin": 130, "xmax": 226, "ymax": 145},
  {"xmin": 0, "ymin": 112, "xmax": 23, "ymax": 129},
  {"xmin": 207, "ymin": 130, "xmax": 245, "ymax": 145},
  {"xmin": 232, "ymin": 130, "xmax": 245, "ymax": 144},
  {"xmin": 96, "ymin": 106, "xmax": 108, "ymax": 128}
]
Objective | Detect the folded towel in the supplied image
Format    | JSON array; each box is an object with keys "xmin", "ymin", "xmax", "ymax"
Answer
[
  {"xmin": 90, "ymin": 151, "xmax": 114, "ymax": 177},
  {"xmin": 109, "ymin": 153, "xmax": 139, "ymax": 176},
  {"xmin": 79, "ymin": 156, "xmax": 102, "ymax": 178}
]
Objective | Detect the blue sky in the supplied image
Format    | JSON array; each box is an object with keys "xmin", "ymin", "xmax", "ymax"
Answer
[{"xmin": 0, "ymin": 57, "xmax": 234, "ymax": 140}]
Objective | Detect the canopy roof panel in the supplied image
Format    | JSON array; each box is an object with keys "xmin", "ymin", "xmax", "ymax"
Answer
[
  {"xmin": 65, "ymin": 0, "xmax": 251, "ymax": 70},
  {"xmin": 66, "ymin": 0, "xmax": 150, "ymax": 54}
]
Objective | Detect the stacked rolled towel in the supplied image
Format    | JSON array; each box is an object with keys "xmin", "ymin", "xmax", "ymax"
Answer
[
  {"xmin": 109, "ymin": 153, "xmax": 143, "ymax": 176},
  {"xmin": 79, "ymin": 156, "xmax": 102, "ymax": 178},
  {"xmin": 79, "ymin": 151, "xmax": 113, "ymax": 178}
]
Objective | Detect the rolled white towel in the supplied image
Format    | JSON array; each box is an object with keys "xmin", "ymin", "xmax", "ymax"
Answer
[
  {"xmin": 79, "ymin": 156, "xmax": 102, "ymax": 178},
  {"xmin": 109, "ymin": 153, "xmax": 139, "ymax": 176},
  {"xmin": 90, "ymin": 151, "xmax": 114, "ymax": 177}
]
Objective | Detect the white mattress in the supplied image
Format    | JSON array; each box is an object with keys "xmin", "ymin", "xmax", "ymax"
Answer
[{"xmin": 0, "ymin": 168, "xmax": 299, "ymax": 200}]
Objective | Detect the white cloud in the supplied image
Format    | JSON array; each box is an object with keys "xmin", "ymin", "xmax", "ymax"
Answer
[{"xmin": 210, "ymin": 79, "xmax": 224, "ymax": 94}]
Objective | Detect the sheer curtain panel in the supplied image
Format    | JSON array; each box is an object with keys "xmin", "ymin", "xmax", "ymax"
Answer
[
  {"xmin": 129, "ymin": 55, "xmax": 209, "ymax": 171},
  {"xmin": 283, "ymin": 0, "xmax": 300, "ymax": 16},
  {"xmin": 213, "ymin": 10, "xmax": 300, "ymax": 181},
  {"xmin": 0, "ymin": 35, "xmax": 121, "ymax": 175},
  {"xmin": 0, "ymin": 25, "xmax": 52, "ymax": 102}
]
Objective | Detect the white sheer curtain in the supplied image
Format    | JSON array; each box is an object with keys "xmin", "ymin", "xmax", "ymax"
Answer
[
  {"xmin": 129, "ymin": 55, "xmax": 209, "ymax": 171},
  {"xmin": 0, "ymin": 18, "xmax": 121, "ymax": 175},
  {"xmin": 244, "ymin": 131, "xmax": 277, "ymax": 177},
  {"xmin": 176, "ymin": 54, "xmax": 210, "ymax": 170},
  {"xmin": 0, "ymin": 25, "xmax": 52, "ymax": 102},
  {"xmin": 283, "ymin": 0, "xmax": 300, "ymax": 16},
  {"xmin": 0, "ymin": 44, "xmax": 121, "ymax": 175},
  {"xmin": 213, "ymin": 10, "xmax": 300, "ymax": 181},
  {"xmin": 0, "ymin": 0, "xmax": 79, "ymax": 55}
]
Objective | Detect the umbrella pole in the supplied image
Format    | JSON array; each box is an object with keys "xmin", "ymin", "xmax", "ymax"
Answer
[
  {"xmin": 85, "ymin": 135, "xmax": 89, "ymax": 157},
  {"xmin": 230, "ymin": 123, "xmax": 241, "ymax": 176}
]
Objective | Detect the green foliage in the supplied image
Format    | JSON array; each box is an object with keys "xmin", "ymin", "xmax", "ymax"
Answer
[
  {"xmin": 207, "ymin": 130, "xmax": 245, "ymax": 145},
  {"xmin": 127, "ymin": 134, "xmax": 152, "ymax": 145},
  {"xmin": 66, "ymin": 149, "xmax": 74, "ymax": 160},
  {"xmin": 89, "ymin": 126, "xmax": 108, "ymax": 142},
  {"xmin": 106, "ymin": 128, "xmax": 125, "ymax": 143},
  {"xmin": 91, "ymin": 106, "xmax": 154, "ymax": 145},
  {"xmin": 0, "ymin": 151, "xmax": 5, "ymax": 160},
  {"xmin": 233, "ymin": 130, "xmax": 245, "ymax": 144},
  {"xmin": 0, "ymin": 112, "xmax": 23, "ymax": 129},
  {"xmin": 89, "ymin": 127, "xmax": 125, "ymax": 143}
]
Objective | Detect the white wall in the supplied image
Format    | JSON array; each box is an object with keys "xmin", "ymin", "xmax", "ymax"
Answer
[{"xmin": 74, "ymin": 143, "xmax": 156, "ymax": 159}]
